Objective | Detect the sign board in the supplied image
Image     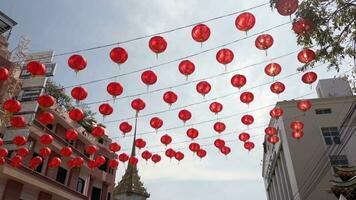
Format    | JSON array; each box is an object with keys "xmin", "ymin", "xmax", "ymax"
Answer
[
  {"xmin": 20, "ymin": 62, "xmax": 56, "ymax": 78},
  {"xmin": 19, "ymin": 88, "xmax": 43, "ymax": 102}
]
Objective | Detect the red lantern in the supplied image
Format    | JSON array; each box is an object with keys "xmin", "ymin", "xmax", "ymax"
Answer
[
  {"xmin": 149, "ymin": 36, "xmax": 167, "ymax": 55},
  {"xmin": 244, "ymin": 141, "xmax": 255, "ymax": 151},
  {"xmin": 87, "ymin": 160, "xmax": 97, "ymax": 169},
  {"xmin": 265, "ymin": 63, "xmax": 282, "ymax": 77},
  {"xmin": 160, "ymin": 134, "xmax": 172, "ymax": 146},
  {"xmin": 141, "ymin": 70, "xmax": 157, "ymax": 87},
  {"xmin": 60, "ymin": 147, "xmax": 72, "ymax": 157},
  {"xmin": 292, "ymin": 130, "xmax": 304, "ymax": 139},
  {"xmin": 131, "ymin": 98, "xmax": 146, "ymax": 112},
  {"xmin": 141, "ymin": 150, "xmax": 152, "ymax": 161},
  {"xmin": 48, "ymin": 157, "xmax": 61, "ymax": 168},
  {"xmin": 108, "ymin": 159, "xmax": 119, "ymax": 168},
  {"xmin": 11, "ymin": 155, "xmax": 23, "ymax": 168},
  {"xmin": 0, "ymin": 138, "xmax": 2, "ymax": 146},
  {"xmin": 150, "ymin": 117, "xmax": 163, "ymax": 131},
  {"xmin": 209, "ymin": 102, "xmax": 223, "ymax": 114},
  {"xmin": 235, "ymin": 12, "xmax": 256, "ymax": 32},
  {"xmin": 26, "ymin": 61, "xmax": 46, "ymax": 76},
  {"xmin": 99, "ymin": 103, "xmax": 113, "ymax": 116},
  {"xmin": 110, "ymin": 47, "xmax": 128, "ymax": 64},
  {"xmin": 191, "ymin": 24, "xmax": 211, "ymax": 43},
  {"xmin": 10, "ymin": 116, "xmax": 26, "ymax": 128},
  {"xmin": 69, "ymin": 108, "xmax": 85, "ymax": 122},
  {"xmin": 270, "ymin": 82, "xmax": 285, "ymax": 95},
  {"xmin": 292, "ymin": 19, "xmax": 313, "ymax": 35},
  {"xmin": 178, "ymin": 109, "xmax": 192, "ymax": 124},
  {"xmin": 71, "ymin": 86, "xmax": 88, "ymax": 102},
  {"xmin": 220, "ymin": 146, "xmax": 231, "ymax": 156},
  {"xmin": 189, "ymin": 142, "xmax": 200, "ymax": 152},
  {"xmin": 0, "ymin": 157, "xmax": 4, "ymax": 165},
  {"xmin": 13, "ymin": 136, "xmax": 27, "ymax": 146},
  {"xmin": 270, "ymin": 107, "xmax": 284, "ymax": 119},
  {"xmin": 151, "ymin": 154, "xmax": 161, "ymax": 164},
  {"xmin": 0, "ymin": 148, "xmax": 8, "ymax": 157},
  {"xmin": 119, "ymin": 122, "xmax": 132, "ymax": 135},
  {"xmin": 255, "ymin": 34, "xmax": 274, "ymax": 51},
  {"xmin": 39, "ymin": 147, "xmax": 51, "ymax": 157},
  {"xmin": 276, "ymin": 0, "xmax": 299, "ymax": 16},
  {"xmin": 91, "ymin": 126, "xmax": 105, "ymax": 137},
  {"xmin": 268, "ymin": 135, "xmax": 280, "ymax": 144},
  {"xmin": 129, "ymin": 156, "xmax": 138, "ymax": 165},
  {"xmin": 165, "ymin": 148, "xmax": 176, "ymax": 159},
  {"xmin": 179, "ymin": 60, "xmax": 195, "ymax": 79},
  {"xmin": 214, "ymin": 139, "xmax": 225, "ymax": 149},
  {"xmin": 290, "ymin": 121, "xmax": 304, "ymax": 131},
  {"xmin": 39, "ymin": 134, "xmax": 53, "ymax": 145},
  {"xmin": 85, "ymin": 145, "xmax": 98, "ymax": 155},
  {"xmin": 107, "ymin": 82, "xmax": 123, "ymax": 98},
  {"xmin": 231, "ymin": 74, "xmax": 247, "ymax": 89},
  {"xmin": 109, "ymin": 142, "xmax": 121, "ymax": 152},
  {"xmin": 3, "ymin": 99, "xmax": 21, "ymax": 113},
  {"xmin": 241, "ymin": 114, "xmax": 254, "ymax": 126},
  {"xmin": 240, "ymin": 92, "xmax": 254, "ymax": 105},
  {"xmin": 265, "ymin": 127, "xmax": 278, "ymax": 136},
  {"xmin": 175, "ymin": 151, "xmax": 184, "ymax": 162},
  {"xmin": 0, "ymin": 67, "xmax": 9, "ymax": 81},
  {"xmin": 68, "ymin": 54, "xmax": 87, "ymax": 72},
  {"xmin": 196, "ymin": 81, "xmax": 211, "ymax": 97},
  {"xmin": 163, "ymin": 91, "xmax": 178, "ymax": 106},
  {"xmin": 302, "ymin": 72, "xmax": 317, "ymax": 85},
  {"xmin": 73, "ymin": 157, "xmax": 84, "ymax": 167},
  {"xmin": 216, "ymin": 48, "xmax": 234, "ymax": 66},
  {"xmin": 95, "ymin": 156, "xmax": 106, "ymax": 166},
  {"xmin": 37, "ymin": 95, "xmax": 55, "ymax": 108},
  {"xmin": 214, "ymin": 122, "xmax": 226, "ymax": 134},
  {"xmin": 65, "ymin": 129, "xmax": 78, "ymax": 141},
  {"xmin": 135, "ymin": 138, "xmax": 146, "ymax": 149},
  {"xmin": 238, "ymin": 132, "xmax": 250, "ymax": 142},
  {"xmin": 297, "ymin": 49, "xmax": 316, "ymax": 63},
  {"xmin": 186, "ymin": 128, "xmax": 199, "ymax": 140},
  {"xmin": 196, "ymin": 149, "xmax": 207, "ymax": 158},
  {"xmin": 297, "ymin": 100, "xmax": 312, "ymax": 112},
  {"xmin": 119, "ymin": 153, "xmax": 129, "ymax": 163},
  {"xmin": 38, "ymin": 112, "xmax": 54, "ymax": 125},
  {"xmin": 17, "ymin": 147, "xmax": 29, "ymax": 157}
]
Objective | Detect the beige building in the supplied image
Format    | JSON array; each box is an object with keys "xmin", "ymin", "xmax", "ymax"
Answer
[{"xmin": 262, "ymin": 78, "xmax": 356, "ymax": 200}]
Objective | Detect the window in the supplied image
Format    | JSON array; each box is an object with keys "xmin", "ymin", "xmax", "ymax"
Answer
[
  {"xmin": 56, "ymin": 166, "xmax": 67, "ymax": 184},
  {"xmin": 107, "ymin": 192, "xmax": 111, "ymax": 200},
  {"xmin": 321, "ymin": 127, "xmax": 341, "ymax": 145},
  {"xmin": 329, "ymin": 155, "xmax": 348, "ymax": 166},
  {"xmin": 315, "ymin": 108, "xmax": 332, "ymax": 115},
  {"xmin": 76, "ymin": 177, "xmax": 85, "ymax": 193}
]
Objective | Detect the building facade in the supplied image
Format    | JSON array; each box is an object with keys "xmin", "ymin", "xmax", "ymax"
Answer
[{"xmin": 262, "ymin": 78, "xmax": 356, "ymax": 200}]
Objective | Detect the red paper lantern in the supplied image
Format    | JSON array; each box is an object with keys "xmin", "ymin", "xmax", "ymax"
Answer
[
  {"xmin": 186, "ymin": 128, "xmax": 199, "ymax": 140},
  {"xmin": 65, "ymin": 129, "xmax": 78, "ymax": 141},
  {"xmin": 265, "ymin": 63, "xmax": 282, "ymax": 77},
  {"xmin": 69, "ymin": 108, "xmax": 85, "ymax": 122},
  {"xmin": 30, "ymin": 157, "xmax": 43, "ymax": 170},
  {"xmin": 179, "ymin": 60, "xmax": 195, "ymax": 78},
  {"xmin": 268, "ymin": 135, "xmax": 280, "ymax": 144},
  {"xmin": 11, "ymin": 155, "xmax": 23, "ymax": 168},
  {"xmin": 297, "ymin": 100, "xmax": 312, "ymax": 112},
  {"xmin": 17, "ymin": 147, "xmax": 29, "ymax": 157},
  {"xmin": 0, "ymin": 157, "xmax": 4, "ymax": 165},
  {"xmin": 292, "ymin": 19, "xmax": 313, "ymax": 35},
  {"xmin": 265, "ymin": 127, "xmax": 278, "ymax": 136},
  {"xmin": 107, "ymin": 82, "xmax": 123, "ymax": 98},
  {"xmin": 189, "ymin": 142, "xmax": 200, "ymax": 152},
  {"xmin": 231, "ymin": 74, "xmax": 247, "ymax": 89},
  {"xmin": 220, "ymin": 146, "xmax": 231, "ymax": 156},
  {"xmin": 191, "ymin": 24, "xmax": 211, "ymax": 43},
  {"xmin": 240, "ymin": 92, "xmax": 254, "ymax": 105},
  {"xmin": 141, "ymin": 70, "xmax": 157, "ymax": 87},
  {"xmin": 37, "ymin": 95, "xmax": 55, "ymax": 108},
  {"xmin": 0, "ymin": 138, "xmax": 2, "ymax": 146},
  {"xmin": 26, "ymin": 61, "xmax": 46, "ymax": 76},
  {"xmin": 270, "ymin": 82, "xmax": 285, "ymax": 95},
  {"xmin": 163, "ymin": 91, "xmax": 178, "ymax": 106},
  {"xmin": 110, "ymin": 47, "xmax": 128, "ymax": 64},
  {"xmin": 214, "ymin": 122, "xmax": 226, "ymax": 134},
  {"xmin": 73, "ymin": 157, "xmax": 84, "ymax": 167},
  {"xmin": 68, "ymin": 54, "xmax": 87, "ymax": 72},
  {"xmin": 87, "ymin": 160, "xmax": 97, "ymax": 169},
  {"xmin": 149, "ymin": 36, "xmax": 167, "ymax": 54},
  {"xmin": 196, "ymin": 81, "xmax": 211, "ymax": 97},
  {"xmin": 178, "ymin": 109, "xmax": 192, "ymax": 124},
  {"xmin": 135, "ymin": 138, "xmax": 146, "ymax": 149},
  {"xmin": 292, "ymin": 130, "xmax": 304, "ymax": 139},
  {"xmin": 95, "ymin": 156, "xmax": 106, "ymax": 166},
  {"xmin": 290, "ymin": 121, "xmax": 304, "ymax": 131},
  {"xmin": 276, "ymin": 0, "xmax": 299, "ymax": 16},
  {"xmin": 60, "ymin": 146, "xmax": 73, "ymax": 157},
  {"xmin": 85, "ymin": 145, "xmax": 98, "ymax": 155},
  {"xmin": 0, "ymin": 148, "xmax": 8, "ymax": 157},
  {"xmin": 297, "ymin": 49, "xmax": 316, "ymax": 63},
  {"xmin": 13, "ymin": 136, "xmax": 27, "ymax": 146},
  {"xmin": 238, "ymin": 132, "xmax": 250, "ymax": 142},
  {"xmin": 119, "ymin": 153, "xmax": 129, "ymax": 163},
  {"xmin": 301, "ymin": 72, "xmax": 317, "ymax": 85},
  {"xmin": 214, "ymin": 139, "xmax": 225, "ymax": 149},
  {"xmin": 209, "ymin": 102, "xmax": 223, "ymax": 114},
  {"xmin": 175, "ymin": 151, "xmax": 184, "ymax": 161},
  {"xmin": 39, "ymin": 134, "xmax": 53, "ymax": 145},
  {"xmin": 99, "ymin": 103, "xmax": 113, "ymax": 116},
  {"xmin": 0, "ymin": 67, "xmax": 9, "ymax": 81},
  {"xmin": 241, "ymin": 114, "xmax": 254, "ymax": 126},
  {"xmin": 131, "ymin": 98, "xmax": 146, "ymax": 112},
  {"xmin": 129, "ymin": 156, "xmax": 138, "ymax": 165},
  {"xmin": 91, "ymin": 126, "xmax": 105, "ymax": 138},
  {"xmin": 108, "ymin": 159, "xmax": 119, "ymax": 168},
  {"xmin": 160, "ymin": 134, "xmax": 172, "ymax": 146},
  {"xmin": 165, "ymin": 148, "xmax": 176, "ymax": 159},
  {"xmin": 71, "ymin": 86, "xmax": 88, "ymax": 102},
  {"xmin": 39, "ymin": 147, "xmax": 51, "ymax": 157},
  {"xmin": 150, "ymin": 117, "xmax": 163, "ymax": 131},
  {"xmin": 270, "ymin": 107, "xmax": 284, "ymax": 119},
  {"xmin": 38, "ymin": 112, "xmax": 54, "ymax": 125},
  {"xmin": 48, "ymin": 157, "xmax": 61, "ymax": 168},
  {"xmin": 119, "ymin": 122, "xmax": 132, "ymax": 135},
  {"xmin": 151, "ymin": 154, "xmax": 161, "ymax": 164},
  {"xmin": 10, "ymin": 116, "xmax": 26, "ymax": 128},
  {"xmin": 235, "ymin": 12, "xmax": 256, "ymax": 32},
  {"xmin": 216, "ymin": 48, "xmax": 234, "ymax": 65},
  {"xmin": 255, "ymin": 34, "xmax": 274, "ymax": 51},
  {"xmin": 244, "ymin": 141, "xmax": 255, "ymax": 151},
  {"xmin": 109, "ymin": 142, "xmax": 121, "ymax": 152},
  {"xmin": 3, "ymin": 99, "xmax": 21, "ymax": 113},
  {"xmin": 196, "ymin": 149, "xmax": 207, "ymax": 158},
  {"xmin": 141, "ymin": 150, "xmax": 152, "ymax": 161}
]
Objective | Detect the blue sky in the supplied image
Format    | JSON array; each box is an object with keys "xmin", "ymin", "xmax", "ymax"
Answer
[{"xmin": 1, "ymin": 1, "xmax": 353, "ymax": 199}]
